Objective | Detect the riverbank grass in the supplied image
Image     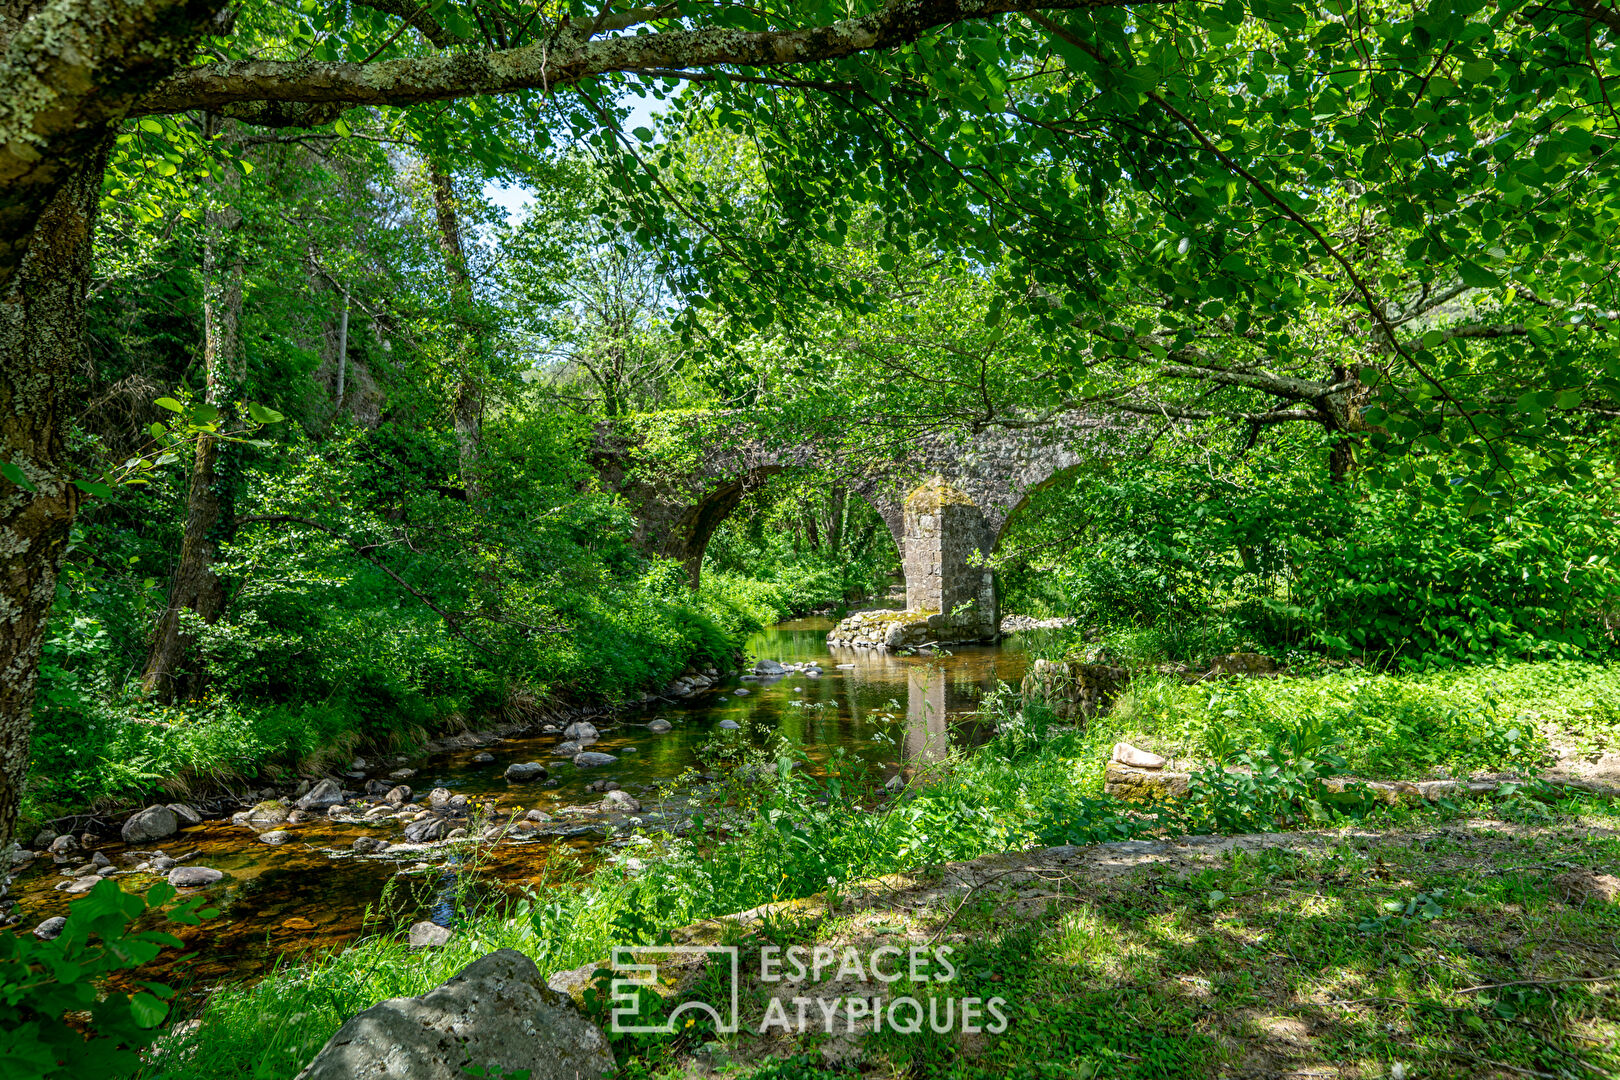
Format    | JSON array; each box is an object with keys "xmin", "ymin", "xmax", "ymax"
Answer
[{"xmin": 1052, "ymin": 659, "xmax": 1620, "ymax": 790}]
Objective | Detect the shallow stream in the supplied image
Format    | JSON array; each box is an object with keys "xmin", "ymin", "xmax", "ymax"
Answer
[{"xmin": 14, "ymin": 618, "xmax": 1051, "ymax": 987}]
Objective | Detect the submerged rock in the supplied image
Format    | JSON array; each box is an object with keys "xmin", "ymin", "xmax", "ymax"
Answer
[
  {"xmin": 291, "ymin": 949, "xmax": 613, "ymax": 1080},
  {"xmin": 504, "ymin": 762, "xmax": 548, "ymax": 782},
  {"xmin": 573, "ymin": 752, "xmax": 617, "ymax": 769},
  {"xmin": 121, "ymin": 805, "xmax": 179, "ymax": 845},
  {"xmin": 471, "ymin": 752, "xmax": 495, "ymax": 764},
  {"xmin": 259, "ymin": 830, "xmax": 291, "ymax": 846},
  {"xmin": 168, "ymin": 866, "xmax": 223, "ymax": 888},
  {"xmin": 647, "ymin": 719, "xmax": 672, "ymax": 734},
  {"xmin": 719, "ymin": 719, "xmax": 740, "ymax": 730}
]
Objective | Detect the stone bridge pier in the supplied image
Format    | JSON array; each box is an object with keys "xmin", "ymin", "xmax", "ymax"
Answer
[
  {"xmin": 592, "ymin": 412, "xmax": 1121, "ymax": 650},
  {"xmin": 826, "ymin": 479, "xmax": 1002, "ymax": 649}
]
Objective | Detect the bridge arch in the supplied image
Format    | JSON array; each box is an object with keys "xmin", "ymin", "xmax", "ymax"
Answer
[
  {"xmin": 592, "ymin": 411, "xmax": 1123, "ymax": 647},
  {"xmin": 682, "ymin": 467, "xmax": 905, "ymax": 593}
]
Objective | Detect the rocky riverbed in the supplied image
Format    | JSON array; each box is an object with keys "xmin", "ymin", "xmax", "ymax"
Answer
[{"xmin": 7, "ymin": 620, "xmax": 1034, "ymax": 984}]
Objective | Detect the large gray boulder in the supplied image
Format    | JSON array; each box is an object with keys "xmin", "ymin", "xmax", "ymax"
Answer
[
  {"xmin": 295, "ymin": 779, "xmax": 345, "ymax": 810},
  {"xmin": 503, "ymin": 762, "xmax": 548, "ymax": 782},
  {"xmin": 293, "ymin": 949, "xmax": 613, "ymax": 1080},
  {"xmin": 167, "ymin": 803, "xmax": 204, "ymax": 826},
  {"xmin": 121, "ymin": 805, "xmax": 179, "ymax": 844},
  {"xmin": 572, "ymin": 752, "xmax": 617, "ymax": 769},
  {"xmin": 562, "ymin": 721, "xmax": 599, "ymax": 743},
  {"xmin": 403, "ymin": 816, "xmax": 451, "ymax": 843},
  {"xmin": 753, "ymin": 659, "xmax": 787, "ymax": 676}
]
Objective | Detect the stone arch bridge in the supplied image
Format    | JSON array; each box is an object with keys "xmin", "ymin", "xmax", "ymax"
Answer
[{"xmin": 591, "ymin": 413, "xmax": 1119, "ymax": 648}]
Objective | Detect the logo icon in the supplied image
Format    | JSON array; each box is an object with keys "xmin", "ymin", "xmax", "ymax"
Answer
[{"xmin": 609, "ymin": 946, "xmax": 739, "ymax": 1034}]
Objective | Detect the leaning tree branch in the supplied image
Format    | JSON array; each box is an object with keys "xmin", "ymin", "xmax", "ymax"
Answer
[
  {"xmin": 0, "ymin": 0, "xmax": 224, "ymax": 289},
  {"xmin": 132, "ymin": 0, "xmax": 1172, "ymax": 120}
]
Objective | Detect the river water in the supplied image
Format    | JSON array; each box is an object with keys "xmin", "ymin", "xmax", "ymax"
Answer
[{"xmin": 13, "ymin": 618, "xmax": 1047, "ymax": 987}]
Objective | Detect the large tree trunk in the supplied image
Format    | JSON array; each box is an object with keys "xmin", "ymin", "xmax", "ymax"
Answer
[
  {"xmin": 0, "ymin": 147, "xmax": 105, "ymax": 859},
  {"xmin": 426, "ymin": 159, "xmax": 484, "ymax": 500},
  {"xmin": 141, "ymin": 115, "xmax": 242, "ymax": 701}
]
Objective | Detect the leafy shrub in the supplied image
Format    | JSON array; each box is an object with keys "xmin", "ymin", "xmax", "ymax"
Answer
[{"xmin": 0, "ymin": 880, "xmax": 213, "ymax": 1080}]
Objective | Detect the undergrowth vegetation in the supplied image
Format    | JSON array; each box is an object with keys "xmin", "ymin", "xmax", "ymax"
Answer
[
  {"xmin": 132, "ymin": 697, "xmax": 1609, "ymax": 1080},
  {"xmin": 1054, "ymin": 660, "xmax": 1620, "ymax": 786},
  {"xmin": 997, "ymin": 452, "xmax": 1620, "ymax": 669}
]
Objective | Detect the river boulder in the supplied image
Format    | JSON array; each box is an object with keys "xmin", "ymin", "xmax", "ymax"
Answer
[
  {"xmin": 647, "ymin": 719, "xmax": 672, "ymax": 734},
  {"xmin": 385, "ymin": 784, "xmax": 412, "ymax": 805},
  {"xmin": 572, "ymin": 752, "xmax": 617, "ymax": 769},
  {"xmin": 121, "ymin": 805, "xmax": 179, "ymax": 844},
  {"xmin": 245, "ymin": 800, "xmax": 290, "ymax": 829},
  {"xmin": 33, "ymin": 916, "xmax": 66, "ymax": 940},
  {"xmin": 295, "ymin": 779, "xmax": 345, "ymax": 810},
  {"xmin": 601, "ymin": 790, "xmax": 640, "ymax": 812},
  {"xmin": 292, "ymin": 949, "xmax": 613, "ymax": 1080},
  {"xmin": 504, "ymin": 762, "xmax": 548, "ymax": 782},
  {"xmin": 168, "ymin": 866, "xmax": 223, "ymax": 888},
  {"xmin": 259, "ymin": 830, "xmax": 291, "ymax": 846},
  {"xmin": 403, "ymin": 816, "xmax": 451, "ymax": 843},
  {"xmin": 167, "ymin": 803, "xmax": 203, "ymax": 826},
  {"xmin": 563, "ymin": 721, "xmax": 599, "ymax": 743},
  {"xmin": 428, "ymin": 787, "xmax": 453, "ymax": 808},
  {"xmin": 753, "ymin": 659, "xmax": 787, "ymax": 676}
]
